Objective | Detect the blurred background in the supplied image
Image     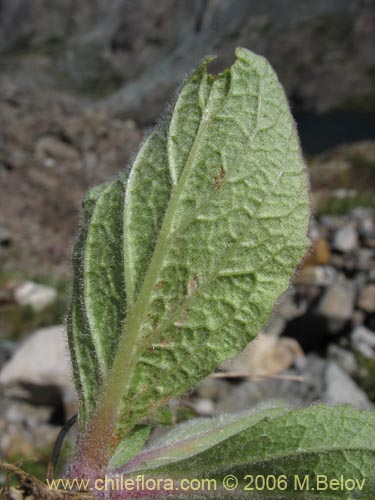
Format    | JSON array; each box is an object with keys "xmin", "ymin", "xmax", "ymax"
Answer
[{"xmin": 0, "ymin": 0, "xmax": 374, "ymax": 483}]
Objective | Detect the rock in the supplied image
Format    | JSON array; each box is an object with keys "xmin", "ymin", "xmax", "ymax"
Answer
[
  {"xmin": 302, "ymin": 238, "xmax": 331, "ymax": 266},
  {"xmin": 215, "ymin": 355, "xmax": 325, "ymax": 413},
  {"xmin": 323, "ymin": 362, "xmax": 372, "ymax": 409},
  {"xmin": 351, "ymin": 325, "xmax": 375, "ymax": 358},
  {"xmin": 0, "ymin": 340, "xmax": 18, "ymax": 370},
  {"xmin": 4, "ymin": 399, "xmax": 51, "ymax": 426},
  {"xmin": 191, "ymin": 398, "xmax": 215, "ymax": 417},
  {"xmin": 308, "ymin": 217, "xmax": 320, "ymax": 240},
  {"xmin": 320, "ymin": 215, "xmax": 342, "ymax": 232},
  {"xmin": 358, "ymin": 284, "xmax": 375, "ymax": 313},
  {"xmin": 214, "ymin": 355, "xmax": 372, "ymax": 414},
  {"xmin": 352, "ymin": 207, "xmax": 374, "ymax": 240},
  {"xmin": 294, "ymin": 265, "xmax": 335, "ymax": 287},
  {"xmin": 352, "ymin": 309, "xmax": 366, "ymax": 327},
  {"xmin": 353, "ymin": 272, "xmax": 367, "ymax": 294},
  {"xmin": 367, "ymin": 239, "xmax": 375, "ymax": 251},
  {"xmin": 263, "ymin": 316, "xmax": 286, "ymax": 337},
  {"xmin": 0, "ymin": 0, "xmax": 373, "ymax": 121},
  {"xmin": 220, "ymin": 334, "xmax": 304, "ymax": 377},
  {"xmin": 355, "ymin": 248, "xmax": 375, "ymax": 272},
  {"xmin": 62, "ymin": 385, "xmax": 79, "ymax": 421},
  {"xmin": 330, "ymin": 253, "xmax": 345, "ymax": 270},
  {"xmin": 194, "ymin": 377, "xmax": 231, "ymax": 402},
  {"xmin": 6, "ymin": 487, "xmax": 24, "ymax": 500},
  {"xmin": 332, "ymin": 223, "xmax": 358, "ymax": 252},
  {"xmin": 14, "ymin": 281, "xmax": 57, "ymax": 312},
  {"xmin": 327, "ymin": 344, "xmax": 358, "ymax": 375},
  {"xmin": 0, "ymin": 325, "xmax": 75, "ymax": 406},
  {"xmin": 318, "ymin": 274, "xmax": 355, "ymax": 322},
  {"xmin": 0, "ymin": 397, "xmax": 60, "ymax": 459}
]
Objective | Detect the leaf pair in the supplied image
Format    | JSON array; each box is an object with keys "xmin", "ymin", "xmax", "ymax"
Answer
[
  {"xmin": 109, "ymin": 405, "xmax": 375, "ymax": 499},
  {"xmin": 67, "ymin": 47, "xmax": 310, "ymax": 448}
]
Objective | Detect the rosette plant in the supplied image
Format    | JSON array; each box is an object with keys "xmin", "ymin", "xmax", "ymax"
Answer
[{"xmin": 2, "ymin": 48, "xmax": 374, "ymax": 500}]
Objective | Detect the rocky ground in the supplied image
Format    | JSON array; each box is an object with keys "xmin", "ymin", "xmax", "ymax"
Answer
[
  {"xmin": 0, "ymin": 0, "xmax": 374, "ymax": 487},
  {"xmin": 1, "ymin": 0, "xmax": 373, "ymax": 122},
  {"xmin": 0, "ymin": 82, "xmax": 141, "ymax": 278}
]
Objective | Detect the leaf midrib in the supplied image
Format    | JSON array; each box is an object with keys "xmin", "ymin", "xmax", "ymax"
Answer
[{"xmin": 96, "ymin": 72, "xmax": 216, "ymax": 434}]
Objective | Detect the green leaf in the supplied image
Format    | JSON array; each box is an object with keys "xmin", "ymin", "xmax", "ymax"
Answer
[
  {"xmin": 67, "ymin": 178, "xmax": 127, "ymax": 427},
  {"xmin": 118, "ymin": 404, "xmax": 288, "ymax": 474},
  {"xmin": 108, "ymin": 425, "xmax": 151, "ymax": 470},
  {"xmin": 68, "ymin": 48, "xmax": 310, "ymax": 451},
  {"xmin": 120, "ymin": 405, "xmax": 375, "ymax": 500},
  {"xmin": 67, "ymin": 182, "xmax": 110, "ymax": 424}
]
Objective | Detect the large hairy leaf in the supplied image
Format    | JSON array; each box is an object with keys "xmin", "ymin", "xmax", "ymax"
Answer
[
  {"xmin": 68, "ymin": 48, "xmax": 310, "ymax": 440},
  {"xmin": 115, "ymin": 406, "xmax": 375, "ymax": 500}
]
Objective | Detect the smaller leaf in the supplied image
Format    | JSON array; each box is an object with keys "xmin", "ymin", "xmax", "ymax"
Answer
[
  {"xmin": 120, "ymin": 404, "xmax": 288, "ymax": 474},
  {"xmin": 118, "ymin": 405, "xmax": 375, "ymax": 500},
  {"xmin": 108, "ymin": 425, "xmax": 151, "ymax": 470}
]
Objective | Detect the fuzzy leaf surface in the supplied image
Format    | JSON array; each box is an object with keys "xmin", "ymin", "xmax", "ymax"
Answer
[
  {"xmin": 68, "ymin": 48, "xmax": 310, "ymax": 438},
  {"xmin": 67, "ymin": 180, "xmax": 125, "ymax": 424},
  {"xmin": 118, "ymin": 405, "xmax": 288, "ymax": 474},
  {"xmin": 108, "ymin": 425, "xmax": 151, "ymax": 470},
  {"xmin": 114, "ymin": 47, "xmax": 310, "ymax": 434},
  {"xmin": 118, "ymin": 406, "xmax": 375, "ymax": 500}
]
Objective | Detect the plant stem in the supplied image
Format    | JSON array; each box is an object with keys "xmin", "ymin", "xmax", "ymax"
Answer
[{"xmin": 73, "ymin": 83, "xmax": 214, "ymax": 472}]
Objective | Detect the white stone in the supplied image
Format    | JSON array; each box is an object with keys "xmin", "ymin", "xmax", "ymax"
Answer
[
  {"xmin": 351, "ymin": 325, "xmax": 375, "ymax": 358},
  {"xmin": 318, "ymin": 275, "xmax": 355, "ymax": 321},
  {"xmin": 14, "ymin": 281, "xmax": 57, "ymax": 312},
  {"xmin": 324, "ymin": 363, "xmax": 372, "ymax": 409},
  {"xmin": 358, "ymin": 284, "xmax": 375, "ymax": 313},
  {"xmin": 0, "ymin": 326, "xmax": 75, "ymax": 405},
  {"xmin": 220, "ymin": 334, "xmax": 304, "ymax": 377},
  {"xmin": 192, "ymin": 398, "xmax": 215, "ymax": 416},
  {"xmin": 332, "ymin": 223, "xmax": 358, "ymax": 252}
]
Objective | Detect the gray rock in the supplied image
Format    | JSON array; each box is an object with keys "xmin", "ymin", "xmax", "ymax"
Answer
[
  {"xmin": 327, "ymin": 344, "xmax": 358, "ymax": 375},
  {"xmin": 14, "ymin": 281, "xmax": 57, "ymax": 312},
  {"xmin": 0, "ymin": 340, "xmax": 18, "ymax": 370},
  {"xmin": 0, "ymin": 325, "xmax": 76, "ymax": 406},
  {"xmin": 332, "ymin": 223, "xmax": 358, "ymax": 252},
  {"xmin": 323, "ymin": 362, "xmax": 372, "ymax": 409},
  {"xmin": 191, "ymin": 398, "xmax": 215, "ymax": 417},
  {"xmin": 320, "ymin": 215, "xmax": 342, "ymax": 232},
  {"xmin": 0, "ymin": 396, "xmax": 60, "ymax": 458},
  {"xmin": 318, "ymin": 274, "xmax": 355, "ymax": 323},
  {"xmin": 355, "ymin": 248, "xmax": 375, "ymax": 272},
  {"xmin": 353, "ymin": 272, "xmax": 368, "ymax": 294},
  {"xmin": 214, "ymin": 355, "xmax": 372, "ymax": 414},
  {"xmin": 330, "ymin": 253, "xmax": 345, "ymax": 270},
  {"xmin": 215, "ymin": 355, "xmax": 326, "ymax": 413},
  {"xmin": 294, "ymin": 265, "xmax": 336, "ymax": 287},
  {"xmin": 351, "ymin": 325, "xmax": 375, "ymax": 358},
  {"xmin": 352, "ymin": 309, "xmax": 366, "ymax": 327},
  {"xmin": 0, "ymin": 0, "xmax": 372, "ymax": 121},
  {"xmin": 220, "ymin": 334, "xmax": 304, "ymax": 377},
  {"xmin": 195, "ymin": 376, "xmax": 231, "ymax": 402},
  {"xmin": 308, "ymin": 217, "xmax": 321, "ymax": 241},
  {"xmin": 358, "ymin": 284, "xmax": 375, "ymax": 313},
  {"xmin": 263, "ymin": 316, "xmax": 286, "ymax": 337},
  {"xmin": 5, "ymin": 487, "xmax": 24, "ymax": 500},
  {"xmin": 352, "ymin": 208, "xmax": 375, "ymax": 239}
]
